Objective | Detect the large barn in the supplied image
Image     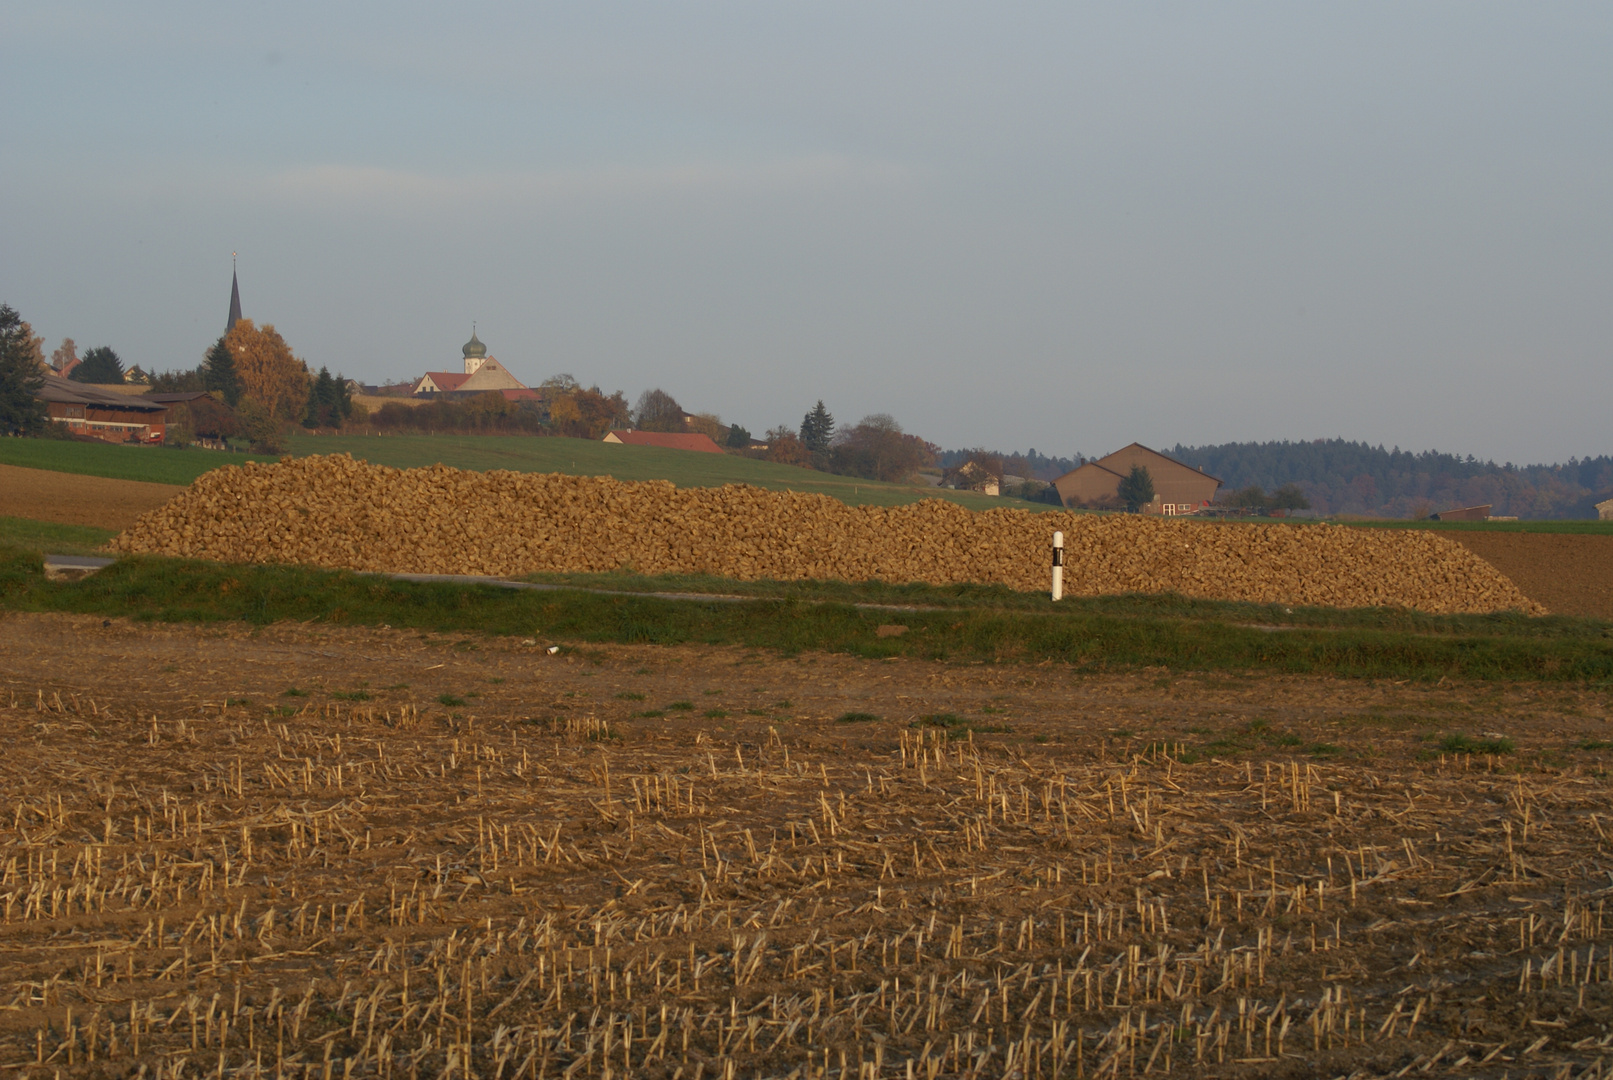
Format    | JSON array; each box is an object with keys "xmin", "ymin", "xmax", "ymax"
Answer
[
  {"xmin": 39, "ymin": 375, "xmax": 168, "ymax": 444},
  {"xmin": 1052, "ymin": 443, "xmax": 1221, "ymax": 513}
]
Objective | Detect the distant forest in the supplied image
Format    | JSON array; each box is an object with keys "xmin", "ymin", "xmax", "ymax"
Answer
[{"xmin": 1167, "ymin": 439, "xmax": 1613, "ymax": 519}]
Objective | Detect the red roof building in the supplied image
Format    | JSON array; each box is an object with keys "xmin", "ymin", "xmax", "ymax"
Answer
[
  {"xmin": 602, "ymin": 430, "xmax": 725, "ymax": 454},
  {"xmin": 412, "ymin": 371, "xmax": 472, "ymax": 394}
]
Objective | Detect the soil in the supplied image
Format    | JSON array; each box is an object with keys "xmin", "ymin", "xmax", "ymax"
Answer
[
  {"xmin": 0, "ymin": 463, "xmax": 182, "ymax": 531},
  {"xmin": 3, "ymin": 612, "xmax": 1612, "ymax": 1078},
  {"xmin": 1450, "ymin": 533, "xmax": 1613, "ymax": 620}
]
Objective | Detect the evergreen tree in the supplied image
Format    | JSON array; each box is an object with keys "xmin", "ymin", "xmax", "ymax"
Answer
[
  {"xmin": 0, "ymin": 304, "xmax": 47, "ymax": 435},
  {"xmin": 302, "ymin": 366, "xmax": 353, "ymax": 428},
  {"xmin": 1117, "ymin": 465, "xmax": 1155, "ymax": 512},
  {"xmin": 800, "ymin": 400, "xmax": 835, "ymax": 453},
  {"xmin": 72, "ymin": 346, "xmax": 125, "ymax": 384},
  {"xmin": 724, "ymin": 423, "xmax": 751, "ymax": 448},
  {"xmin": 202, "ymin": 336, "xmax": 240, "ymax": 406}
]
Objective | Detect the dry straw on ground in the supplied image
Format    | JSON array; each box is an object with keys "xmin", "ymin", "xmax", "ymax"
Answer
[
  {"xmin": 4, "ymin": 684, "xmax": 1611, "ymax": 1079},
  {"xmin": 113, "ymin": 455, "xmax": 1542, "ymax": 614}
]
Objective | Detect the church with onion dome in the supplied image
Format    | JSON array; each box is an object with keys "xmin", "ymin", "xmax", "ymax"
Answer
[{"xmin": 410, "ymin": 329, "xmax": 537, "ymax": 400}]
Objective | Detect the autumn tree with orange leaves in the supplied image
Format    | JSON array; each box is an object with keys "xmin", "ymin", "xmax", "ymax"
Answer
[{"xmin": 226, "ymin": 319, "xmax": 309, "ymax": 421}]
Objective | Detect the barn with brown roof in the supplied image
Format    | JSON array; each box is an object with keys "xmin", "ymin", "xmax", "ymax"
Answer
[
  {"xmin": 1052, "ymin": 443, "xmax": 1221, "ymax": 513},
  {"xmin": 39, "ymin": 376, "xmax": 168, "ymax": 444}
]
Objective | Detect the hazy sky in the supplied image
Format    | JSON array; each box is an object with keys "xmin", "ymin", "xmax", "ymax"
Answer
[{"xmin": 4, "ymin": 3, "xmax": 1610, "ymax": 464}]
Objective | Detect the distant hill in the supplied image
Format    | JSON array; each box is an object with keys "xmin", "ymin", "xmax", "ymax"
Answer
[{"xmin": 1166, "ymin": 439, "xmax": 1613, "ymax": 519}]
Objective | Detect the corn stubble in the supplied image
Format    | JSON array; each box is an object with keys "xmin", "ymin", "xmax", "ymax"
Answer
[
  {"xmin": 111, "ymin": 455, "xmax": 1542, "ymax": 616},
  {"xmin": 5, "ymin": 691, "xmax": 1610, "ymax": 1078}
]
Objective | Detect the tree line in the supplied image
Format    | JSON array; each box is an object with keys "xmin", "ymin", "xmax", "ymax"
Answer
[
  {"xmin": 1169, "ymin": 439, "xmax": 1613, "ymax": 519},
  {"xmin": 0, "ymin": 306, "xmax": 357, "ymax": 453}
]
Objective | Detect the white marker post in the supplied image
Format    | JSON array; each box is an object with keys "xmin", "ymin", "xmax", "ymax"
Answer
[{"xmin": 1051, "ymin": 530, "xmax": 1064, "ymax": 602}]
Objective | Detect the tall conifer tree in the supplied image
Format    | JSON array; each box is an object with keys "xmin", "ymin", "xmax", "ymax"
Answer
[
  {"xmin": 203, "ymin": 336, "xmax": 241, "ymax": 406},
  {"xmin": 0, "ymin": 304, "xmax": 47, "ymax": 435},
  {"xmin": 800, "ymin": 400, "xmax": 835, "ymax": 453}
]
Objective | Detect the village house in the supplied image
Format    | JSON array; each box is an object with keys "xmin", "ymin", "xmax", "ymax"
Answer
[
  {"xmin": 412, "ymin": 331, "xmax": 533, "ymax": 400},
  {"xmin": 939, "ymin": 460, "xmax": 1001, "ymax": 496},
  {"xmin": 1052, "ymin": 443, "xmax": 1221, "ymax": 513}
]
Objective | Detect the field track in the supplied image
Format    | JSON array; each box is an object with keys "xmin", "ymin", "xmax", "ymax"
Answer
[
  {"xmin": 2, "ymin": 613, "xmax": 1612, "ymax": 1078},
  {"xmin": 0, "ymin": 464, "xmax": 183, "ymax": 531}
]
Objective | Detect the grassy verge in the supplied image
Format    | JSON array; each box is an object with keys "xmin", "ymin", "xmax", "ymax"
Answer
[
  {"xmin": 0, "ymin": 517, "xmax": 117, "ymax": 555},
  {"xmin": 3, "ymin": 545, "xmax": 1611, "ymax": 682},
  {"xmin": 519, "ymin": 568, "xmax": 1607, "ymax": 640}
]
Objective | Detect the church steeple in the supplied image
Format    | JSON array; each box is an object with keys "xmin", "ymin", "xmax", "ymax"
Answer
[
  {"xmin": 462, "ymin": 324, "xmax": 488, "ymax": 373},
  {"xmin": 226, "ymin": 254, "xmax": 242, "ymax": 333}
]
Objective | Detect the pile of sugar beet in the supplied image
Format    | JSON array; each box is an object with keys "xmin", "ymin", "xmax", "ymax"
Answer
[{"xmin": 112, "ymin": 455, "xmax": 1544, "ymax": 615}]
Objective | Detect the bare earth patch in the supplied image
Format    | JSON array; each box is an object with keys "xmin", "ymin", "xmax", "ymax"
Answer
[
  {"xmin": 1451, "ymin": 532, "xmax": 1613, "ymax": 620},
  {"xmin": 1, "ymin": 613, "xmax": 1612, "ymax": 1078}
]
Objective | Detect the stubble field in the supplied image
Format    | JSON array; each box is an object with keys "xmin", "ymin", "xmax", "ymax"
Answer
[{"xmin": 3, "ymin": 613, "xmax": 1613, "ymax": 1079}]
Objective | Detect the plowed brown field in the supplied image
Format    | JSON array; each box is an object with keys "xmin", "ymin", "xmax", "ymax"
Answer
[
  {"xmin": 1450, "ymin": 532, "xmax": 1613, "ymax": 619},
  {"xmin": 0, "ymin": 463, "xmax": 182, "ymax": 530}
]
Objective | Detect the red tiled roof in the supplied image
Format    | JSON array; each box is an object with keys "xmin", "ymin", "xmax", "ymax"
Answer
[
  {"xmin": 499, "ymin": 388, "xmax": 541, "ymax": 402},
  {"xmin": 418, "ymin": 371, "xmax": 471, "ymax": 392},
  {"xmin": 604, "ymin": 430, "xmax": 725, "ymax": 454}
]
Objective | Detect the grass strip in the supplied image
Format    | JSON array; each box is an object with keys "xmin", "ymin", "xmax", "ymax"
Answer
[
  {"xmin": 518, "ymin": 569, "xmax": 1608, "ymax": 641},
  {"xmin": 3, "ymin": 545, "xmax": 1611, "ymax": 683},
  {"xmin": 0, "ymin": 516, "xmax": 117, "ymax": 555}
]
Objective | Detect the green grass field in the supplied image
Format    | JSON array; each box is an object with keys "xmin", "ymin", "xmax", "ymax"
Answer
[
  {"xmin": 0, "ymin": 438, "xmax": 277, "ymax": 485},
  {"xmin": 284, "ymin": 434, "xmax": 1035, "ymax": 510},
  {"xmin": 1, "ymin": 543, "xmax": 1608, "ymax": 682},
  {"xmin": 0, "ymin": 434, "xmax": 1040, "ymax": 511}
]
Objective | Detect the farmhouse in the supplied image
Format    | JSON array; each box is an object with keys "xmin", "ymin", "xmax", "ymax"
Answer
[
  {"xmin": 603, "ymin": 430, "xmax": 725, "ymax": 454},
  {"xmin": 412, "ymin": 331, "xmax": 531, "ymax": 399},
  {"xmin": 940, "ymin": 460, "xmax": 1001, "ymax": 496},
  {"xmin": 1598, "ymin": 498, "xmax": 1613, "ymax": 521},
  {"xmin": 1052, "ymin": 443, "xmax": 1221, "ymax": 513},
  {"xmin": 39, "ymin": 375, "xmax": 168, "ymax": 444}
]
